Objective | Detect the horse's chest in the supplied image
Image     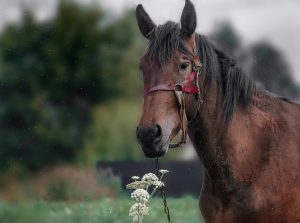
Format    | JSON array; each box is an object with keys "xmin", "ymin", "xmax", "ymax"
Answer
[{"xmin": 200, "ymin": 188, "xmax": 300, "ymax": 223}]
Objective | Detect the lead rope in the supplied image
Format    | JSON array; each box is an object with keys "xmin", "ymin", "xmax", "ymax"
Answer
[
  {"xmin": 155, "ymin": 158, "xmax": 172, "ymax": 223},
  {"xmin": 169, "ymin": 90, "xmax": 187, "ymax": 149}
]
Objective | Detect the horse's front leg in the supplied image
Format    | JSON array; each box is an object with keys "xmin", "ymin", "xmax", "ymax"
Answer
[
  {"xmin": 199, "ymin": 193, "xmax": 222, "ymax": 223},
  {"xmin": 199, "ymin": 192, "xmax": 237, "ymax": 223}
]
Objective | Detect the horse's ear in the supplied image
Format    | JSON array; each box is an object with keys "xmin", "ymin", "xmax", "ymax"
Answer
[
  {"xmin": 136, "ymin": 4, "xmax": 156, "ymax": 39},
  {"xmin": 180, "ymin": 0, "xmax": 197, "ymax": 37}
]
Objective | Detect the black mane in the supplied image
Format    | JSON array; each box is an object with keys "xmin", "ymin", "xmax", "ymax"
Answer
[
  {"xmin": 195, "ymin": 34, "xmax": 256, "ymax": 122},
  {"xmin": 146, "ymin": 21, "xmax": 189, "ymax": 66},
  {"xmin": 145, "ymin": 21, "xmax": 256, "ymax": 122}
]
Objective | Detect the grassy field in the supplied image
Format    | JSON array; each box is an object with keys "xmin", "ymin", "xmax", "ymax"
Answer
[{"xmin": 0, "ymin": 196, "xmax": 204, "ymax": 223}]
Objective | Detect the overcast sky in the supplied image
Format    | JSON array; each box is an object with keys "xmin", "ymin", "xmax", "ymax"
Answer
[{"xmin": 1, "ymin": 0, "xmax": 300, "ymax": 82}]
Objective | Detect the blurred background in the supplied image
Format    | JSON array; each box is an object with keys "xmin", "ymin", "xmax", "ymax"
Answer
[{"xmin": 0, "ymin": 0, "xmax": 299, "ymax": 222}]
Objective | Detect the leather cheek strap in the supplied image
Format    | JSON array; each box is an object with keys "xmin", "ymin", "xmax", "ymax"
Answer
[{"xmin": 168, "ymin": 90, "xmax": 188, "ymax": 148}]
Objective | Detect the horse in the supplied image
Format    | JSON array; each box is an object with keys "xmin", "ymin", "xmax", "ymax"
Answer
[{"xmin": 135, "ymin": 0, "xmax": 300, "ymax": 222}]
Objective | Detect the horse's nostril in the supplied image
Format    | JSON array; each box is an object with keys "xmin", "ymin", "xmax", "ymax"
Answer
[
  {"xmin": 136, "ymin": 124, "xmax": 163, "ymax": 147},
  {"xmin": 153, "ymin": 124, "xmax": 162, "ymax": 144},
  {"xmin": 154, "ymin": 124, "xmax": 162, "ymax": 137}
]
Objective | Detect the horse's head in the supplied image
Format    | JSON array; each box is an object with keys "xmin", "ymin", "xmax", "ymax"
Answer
[{"xmin": 136, "ymin": 0, "xmax": 199, "ymax": 157}]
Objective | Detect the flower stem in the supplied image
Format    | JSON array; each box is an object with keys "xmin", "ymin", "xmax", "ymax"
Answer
[{"xmin": 150, "ymin": 186, "xmax": 159, "ymax": 197}]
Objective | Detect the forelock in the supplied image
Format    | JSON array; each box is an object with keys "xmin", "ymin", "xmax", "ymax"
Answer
[{"xmin": 145, "ymin": 21, "xmax": 188, "ymax": 66}]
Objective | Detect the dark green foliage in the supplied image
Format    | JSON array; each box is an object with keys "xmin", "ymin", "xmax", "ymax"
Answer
[
  {"xmin": 79, "ymin": 101, "xmax": 143, "ymax": 163},
  {"xmin": 0, "ymin": 2, "xmax": 144, "ymax": 172},
  {"xmin": 210, "ymin": 22, "xmax": 241, "ymax": 56},
  {"xmin": 250, "ymin": 42, "xmax": 300, "ymax": 99}
]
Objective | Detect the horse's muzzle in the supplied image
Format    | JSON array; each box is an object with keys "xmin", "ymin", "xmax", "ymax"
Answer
[{"xmin": 136, "ymin": 124, "xmax": 167, "ymax": 157}]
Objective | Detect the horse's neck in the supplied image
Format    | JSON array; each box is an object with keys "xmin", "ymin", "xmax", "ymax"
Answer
[
  {"xmin": 188, "ymin": 114, "xmax": 236, "ymax": 196},
  {"xmin": 187, "ymin": 90, "xmax": 282, "ymax": 197},
  {"xmin": 187, "ymin": 98, "xmax": 236, "ymax": 196}
]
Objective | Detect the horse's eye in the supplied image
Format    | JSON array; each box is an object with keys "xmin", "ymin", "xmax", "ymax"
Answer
[{"xmin": 179, "ymin": 62, "xmax": 189, "ymax": 70}]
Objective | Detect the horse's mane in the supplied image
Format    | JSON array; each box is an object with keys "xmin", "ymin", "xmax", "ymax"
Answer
[
  {"xmin": 146, "ymin": 22, "xmax": 190, "ymax": 66},
  {"xmin": 145, "ymin": 21, "xmax": 297, "ymax": 122},
  {"xmin": 195, "ymin": 34, "xmax": 256, "ymax": 122}
]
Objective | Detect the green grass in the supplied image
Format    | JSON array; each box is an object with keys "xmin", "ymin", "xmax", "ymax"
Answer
[{"xmin": 0, "ymin": 196, "xmax": 204, "ymax": 223}]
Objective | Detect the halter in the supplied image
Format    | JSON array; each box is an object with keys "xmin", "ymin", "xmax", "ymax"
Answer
[{"xmin": 144, "ymin": 52, "xmax": 202, "ymax": 148}]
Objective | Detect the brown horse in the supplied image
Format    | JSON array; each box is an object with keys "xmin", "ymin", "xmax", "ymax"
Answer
[{"xmin": 135, "ymin": 0, "xmax": 300, "ymax": 222}]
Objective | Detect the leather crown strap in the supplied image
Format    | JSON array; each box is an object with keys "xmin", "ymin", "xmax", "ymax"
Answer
[{"xmin": 144, "ymin": 53, "xmax": 202, "ymax": 148}]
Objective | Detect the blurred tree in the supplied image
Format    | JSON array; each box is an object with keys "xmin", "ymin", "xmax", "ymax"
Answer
[
  {"xmin": 0, "ymin": 1, "xmax": 144, "ymax": 172},
  {"xmin": 249, "ymin": 42, "xmax": 300, "ymax": 100},
  {"xmin": 99, "ymin": 10, "xmax": 144, "ymax": 99},
  {"xmin": 210, "ymin": 22, "xmax": 299, "ymax": 100},
  {"xmin": 210, "ymin": 22, "xmax": 241, "ymax": 57},
  {"xmin": 209, "ymin": 22, "xmax": 249, "ymax": 73},
  {"xmin": 78, "ymin": 100, "xmax": 142, "ymax": 164}
]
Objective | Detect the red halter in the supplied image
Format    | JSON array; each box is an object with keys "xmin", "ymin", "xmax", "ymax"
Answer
[
  {"xmin": 143, "ymin": 54, "xmax": 202, "ymax": 148},
  {"xmin": 144, "ymin": 70, "xmax": 200, "ymax": 96}
]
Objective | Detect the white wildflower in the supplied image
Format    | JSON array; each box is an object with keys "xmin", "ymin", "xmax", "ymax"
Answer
[
  {"xmin": 132, "ymin": 176, "xmax": 140, "ymax": 181},
  {"xmin": 152, "ymin": 180, "xmax": 164, "ymax": 187},
  {"xmin": 126, "ymin": 181, "xmax": 149, "ymax": 190},
  {"xmin": 159, "ymin": 169, "xmax": 169, "ymax": 174},
  {"xmin": 132, "ymin": 215, "xmax": 139, "ymax": 223},
  {"xmin": 131, "ymin": 189, "xmax": 149, "ymax": 203},
  {"xmin": 129, "ymin": 203, "xmax": 149, "ymax": 216},
  {"xmin": 129, "ymin": 203, "xmax": 139, "ymax": 216},
  {"xmin": 127, "ymin": 170, "xmax": 169, "ymax": 222},
  {"xmin": 142, "ymin": 173, "xmax": 159, "ymax": 182}
]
